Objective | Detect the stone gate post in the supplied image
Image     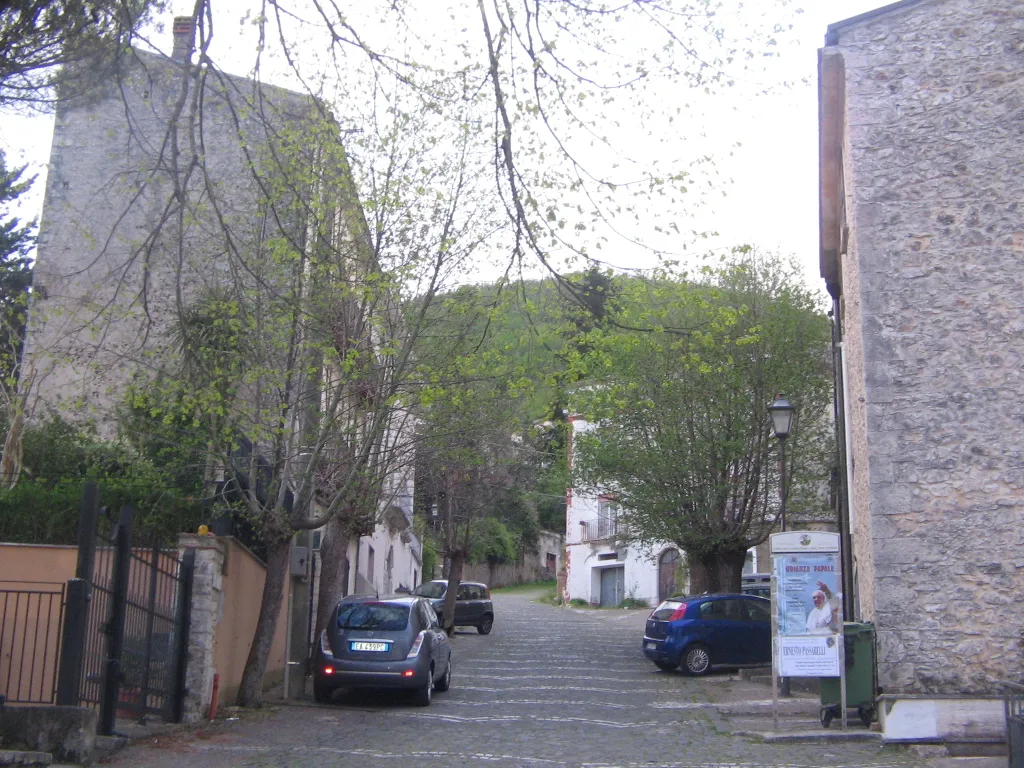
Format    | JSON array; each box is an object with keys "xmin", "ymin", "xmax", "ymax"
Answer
[{"xmin": 177, "ymin": 534, "xmax": 225, "ymax": 723}]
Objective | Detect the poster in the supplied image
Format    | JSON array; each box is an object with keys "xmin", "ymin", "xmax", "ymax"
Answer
[{"xmin": 771, "ymin": 539, "xmax": 842, "ymax": 677}]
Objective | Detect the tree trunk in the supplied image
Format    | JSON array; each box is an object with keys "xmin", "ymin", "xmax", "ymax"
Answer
[
  {"xmin": 687, "ymin": 551, "xmax": 718, "ymax": 594},
  {"xmin": 315, "ymin": 514, "xmax": 350, "ymax": 639},
  {"xmin": 236, "ymin": 536, "xmax": 291, "ymax": 707},
  {"xmin": 441, "ymin": 552, "xmax": 464, "ymax": 635},
  {"xmin": 715, "ymin": 548, "xmax": 748, "ymax": 594}
]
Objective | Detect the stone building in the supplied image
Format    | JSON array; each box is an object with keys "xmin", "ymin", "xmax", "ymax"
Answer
[
  {"xmin": 819, "ymin": 0, "xmax": 1023, "ymax": 707},
  {"xmin": 21, "ymin": 18, "xmax": 422, "ymax": 696}
]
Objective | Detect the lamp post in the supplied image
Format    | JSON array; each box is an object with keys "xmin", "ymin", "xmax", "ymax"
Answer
[
  {"xmin": 769, "ymin": 393, "xmax": 794, "ymax": 698},
  {"xmin": 768, "ymin": 394, "xmax": 794, "ymax": 531}
]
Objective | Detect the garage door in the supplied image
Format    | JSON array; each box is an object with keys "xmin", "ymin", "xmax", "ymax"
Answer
[{"xmin": 599, "ymin": 566, "xmax": 625, "ymax": 607}]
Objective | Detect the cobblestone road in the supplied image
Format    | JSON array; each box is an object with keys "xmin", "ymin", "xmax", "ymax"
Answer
[{"xmin": 108, "ymin": 589, "xmax": 926, "ymax": 767}]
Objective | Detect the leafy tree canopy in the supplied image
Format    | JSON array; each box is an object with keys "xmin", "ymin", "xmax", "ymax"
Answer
[{"xmin": 570, "ymin": 249, "xmax": 833, "ymax": 592}]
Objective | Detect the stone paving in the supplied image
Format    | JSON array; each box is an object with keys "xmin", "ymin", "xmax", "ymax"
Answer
[{"xmin": 105, "ymin": 589, "xmax": 931, "ymax": 767}]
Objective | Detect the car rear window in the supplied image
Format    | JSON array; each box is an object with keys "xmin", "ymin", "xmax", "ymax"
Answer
[
  {"xmin": 650, "ymin": 600, "xmax": 684, "ymax": 621},
  {"xmin": 412, "ymin": 582, "xmax": 446, "ymax": 599},
  {"xmin": 337, "ymin": 603, "xmax": 410, "ymax": 631}
]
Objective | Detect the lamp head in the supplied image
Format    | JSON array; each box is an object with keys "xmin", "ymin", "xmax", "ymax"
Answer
[{"xmin": 768, "ymin": 393, "xmax": 794, "ymax": 439}]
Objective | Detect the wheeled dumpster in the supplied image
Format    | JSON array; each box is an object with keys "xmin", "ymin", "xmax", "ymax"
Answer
[{"xmin": 820, "ymin": 622, "xmax": 876, "ymax": 728}]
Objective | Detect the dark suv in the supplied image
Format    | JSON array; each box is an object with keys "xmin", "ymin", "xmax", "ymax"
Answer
[{"xmin": 412, "ymin": 580, "xmax": 494, "ymax": 634}]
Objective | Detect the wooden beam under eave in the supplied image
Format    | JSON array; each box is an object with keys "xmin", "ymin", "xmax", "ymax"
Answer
[{"xmin": 819, "ymin": 47, "xmax": 845, "ymax": 299}]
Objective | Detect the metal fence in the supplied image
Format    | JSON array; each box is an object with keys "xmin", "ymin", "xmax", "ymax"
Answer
[
  {"xmin": 579, "ymin": 518, "xmax": 619, "ymax": 542},
  {"xmin": 0, "ymin": 581, "xmax": 65, "ymax": 704},
  {"xmin": 1007, "ymin": 681, "xmax": 1024, "ymax": 768},
  {"xmin": 56, "ymin": 484, "xmax": 193, "ymax": 735}
]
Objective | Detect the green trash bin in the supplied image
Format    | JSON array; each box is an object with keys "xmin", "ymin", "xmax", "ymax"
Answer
[{"xmin": 819, "ymin": 622, "xmax": 876, "ymax": 728}]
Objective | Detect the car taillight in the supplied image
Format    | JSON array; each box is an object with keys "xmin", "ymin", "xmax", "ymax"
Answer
[
  {"xmin": 320, "ymin": 630, "xmax": 332, "ymax": 655},
  {"xmin": 407, "ymin": 630, "xmax": 427, "ymax": 658},
  {"xmin": 669, "ymin": 604, "xmax": 688, "ymax": 621}
]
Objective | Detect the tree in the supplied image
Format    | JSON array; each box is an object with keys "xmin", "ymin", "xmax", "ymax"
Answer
[
  {"xmin": 414, "ymin": 342, "xmax": 534, "ymax": 631},
  {"xmin": 571, "ymin": 250, "xmax": 833, "ymax": 593},
  {"xmin": 15, "ymin": 0, "xmax": 802, "ymax": 707},
  {"xmin": 0, "ymin": 150, "xmax": 36, "ymax": 488},
  {"xmin": 0, "ymin": 0, "xmax": 159, "ymax": 106}
]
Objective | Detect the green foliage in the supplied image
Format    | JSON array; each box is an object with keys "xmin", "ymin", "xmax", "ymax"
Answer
[
  {"xmin": 571, "ymin": 249, "xmax": 834, "ymax": 578},
  {"xmin": 620, "ymin": 597, "xmax": 650, "ymax": 609},
  {"xmin": 0, "ymin": 415, "xmax": 204, "ymax": 545},
  {"xmin": 0, "ymin": 0, "xmax": 161, "ymax": 105},
  {"xmin": 419, "ymin": 530, "xmax": 439, "ymax": 581},
  {"xmin": 468, "ymin": 517, "xmax": 517, "ymax": 566},
  {"xmin": 0, "ymin": 150, "xmax": 35, "ymax": 385}
]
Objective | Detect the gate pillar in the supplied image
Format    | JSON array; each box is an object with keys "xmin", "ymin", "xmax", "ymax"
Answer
[{"xmin": 177, "ymin": 534, "xmax": 225, "ymax": 723}]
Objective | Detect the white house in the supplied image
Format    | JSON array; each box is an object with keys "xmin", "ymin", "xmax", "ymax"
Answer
[
  {"xmin": 564, "ymin": 416, "xmax": 762, "ymax": 607},
  {"xmin": 563, "ymin": 417, "xmax": 685, "ymax": 607}
]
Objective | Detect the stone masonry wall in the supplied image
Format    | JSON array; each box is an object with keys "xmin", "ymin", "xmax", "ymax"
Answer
[
  {"xmin": 22, "ymin": 51, "xmax": 320, "ymax": 431},
  {"xmin": 834, "ymin": 0, "xmax": 1024, "ymax": 693}
]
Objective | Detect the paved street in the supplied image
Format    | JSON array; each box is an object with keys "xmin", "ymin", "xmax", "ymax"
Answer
[{"xmin": 108, "ymin": 589, "xmax": 924, "ymax": 767}]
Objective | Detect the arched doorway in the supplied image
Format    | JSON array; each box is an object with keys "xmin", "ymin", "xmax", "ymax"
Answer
[{"xmin": 658, "ymin": 548, "xmax": 682, "ymax": 601}]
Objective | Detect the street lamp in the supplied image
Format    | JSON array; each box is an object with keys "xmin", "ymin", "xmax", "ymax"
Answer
[
  {"xmin": 768, "ymin": 394, "xmax": 794, "ymax": 531},
  {"xmin": 769, "ymin": 393, "xmax": 794, "ymax": 699}
]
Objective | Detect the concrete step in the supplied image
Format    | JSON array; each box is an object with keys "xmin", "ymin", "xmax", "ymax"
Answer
[{"xmin": 0, "ymin": 750, "xmax": 52, "ymax": 767}]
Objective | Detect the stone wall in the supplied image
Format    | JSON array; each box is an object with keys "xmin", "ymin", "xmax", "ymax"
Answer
[
  {"xmin": 829, "ymin": 0, "xmax": 1024, "ymax": 693},
  {"xmin": 22, "ymin": 48, "xmax": 327, "ymax": 430}
]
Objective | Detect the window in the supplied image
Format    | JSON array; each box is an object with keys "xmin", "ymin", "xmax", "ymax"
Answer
[
  {"xmin": 699, "ymin": 600, "xmax": 726, "ymax": 621},
  {"xmin": 337, "ymin": 603, "xmax": 408, "ymax": 631},
  {"xmin": 745, "ymin": 599, "xmax": 771, "ymax": 623},
  {"xmin": 366, "ymin": 545, "xmax": 375, "ymax": 581},
  {"xmin": 418, "ymin": 601, "xmax": 438, "ymax": 628},
  {"xmin": 597, "ymin": 496, "xmax": 619, "ymax": 538},
  {"xmin": 457, "ymin": 584, "xmax": 472, "ymax": 600},
  {"xmin": 413, "ymin": 582, "xmax": 446, "ymax": 599}
]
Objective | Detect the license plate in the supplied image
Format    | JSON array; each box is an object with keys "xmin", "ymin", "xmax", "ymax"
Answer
[
  {"xmin": 645, "ymin": 642, "xmax": 657, "ymax": 650},
  {"xmin": 350, "ymin": 641, "xmax": 388, "ymax": 652}
]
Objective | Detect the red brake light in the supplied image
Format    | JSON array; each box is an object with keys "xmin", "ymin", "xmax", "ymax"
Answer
[
  {"xmin": 323, "ymin": 666, "xmax": 334, "ymax": 675},
  {"xmin": 669, "ymin": 604, "xmax": 688, "ymax": 621}
]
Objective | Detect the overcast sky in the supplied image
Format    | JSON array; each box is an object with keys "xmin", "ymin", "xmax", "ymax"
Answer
[{"xmin": 0, "ymin": 1, "xmax": 889, "ymax": 293}]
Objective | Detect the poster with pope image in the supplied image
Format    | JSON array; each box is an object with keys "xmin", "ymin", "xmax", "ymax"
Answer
[{"xmin": 773, "ymin": 551, "xmax": 842, "ymax": 676}]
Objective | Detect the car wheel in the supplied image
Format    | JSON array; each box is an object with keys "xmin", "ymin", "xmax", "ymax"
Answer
[
  {"xmin": 654, "ymin": 660, "xmax": 678, "ymax": 672},
  {"xmin": 477, "ymin": 614, "xmax": 493, "ymax": 635},
  {"xmin": 413, "ymin": 667, "xmax": 434, "ymax": 706},
  {"xmin": 435, "ymin": 656, "xmax": 452, "ymax": 692},
  {"xmin": 681, "ymin": 643, "xmax": 711, "ymax": 676},
  {"xmin": 313, "ymin": 679, "xmax": 334, "ymax": 704}
]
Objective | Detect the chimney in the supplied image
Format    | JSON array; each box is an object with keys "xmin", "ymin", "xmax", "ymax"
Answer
[{"xmin": 171, "ymin": 16, "xmax": 195, "ymax": 64}]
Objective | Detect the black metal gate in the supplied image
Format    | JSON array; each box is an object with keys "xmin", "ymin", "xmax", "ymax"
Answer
[
  {"xmin": 56, "ymin": 483, "xmax": 194, "ymax": 734},
  {"xmin": 1007, "ymin": 681, "xmax": 1024, "ymax": 768}
]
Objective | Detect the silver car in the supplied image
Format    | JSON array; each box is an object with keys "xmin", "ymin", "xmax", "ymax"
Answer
[{"xmin": 313, "ymin": 596, "xmax": 452, "ymax": 706}]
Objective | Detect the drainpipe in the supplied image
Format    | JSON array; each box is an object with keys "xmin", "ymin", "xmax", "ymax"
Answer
[{"xmin": 838, "ymin": 337, "xmax": 857, "ymax": 620}]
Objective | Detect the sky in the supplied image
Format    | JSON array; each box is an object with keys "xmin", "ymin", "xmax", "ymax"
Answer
[{"xmin": 0, "ymin": 0, "xmax": 890, "ymax": 294}]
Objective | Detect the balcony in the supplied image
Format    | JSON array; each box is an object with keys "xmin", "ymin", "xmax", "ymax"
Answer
[{"xmin": 579, "ymin": 518, "xmax": 618, "ymax": 542}]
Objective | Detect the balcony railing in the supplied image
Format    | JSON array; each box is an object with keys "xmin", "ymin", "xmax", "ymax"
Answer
[{"xmin": 579, "ymin": 518, "xmax": 618, "ymax": 542}]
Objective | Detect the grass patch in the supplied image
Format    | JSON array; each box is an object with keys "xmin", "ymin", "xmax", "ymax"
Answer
[
  {"xmin": 620, "ymin": 597, "xmax": 649, "ymax": 609},
  {"xmin": 491, "ymin": 579, "xmax": 556, "ymax": 594}
]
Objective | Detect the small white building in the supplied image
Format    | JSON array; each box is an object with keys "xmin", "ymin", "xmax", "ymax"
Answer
[
  {"xmin": 564, "ymin": 417, "xmax": 684, "ymax": 607},
  {"xmin": 564, "ymin": 417, "xmax": 762, "ymax": 608}
]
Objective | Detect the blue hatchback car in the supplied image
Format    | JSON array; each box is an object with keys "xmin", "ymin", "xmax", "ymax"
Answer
[{"xmin": 642, "ymin": 593, "xmax": 771, "ymax": 675}]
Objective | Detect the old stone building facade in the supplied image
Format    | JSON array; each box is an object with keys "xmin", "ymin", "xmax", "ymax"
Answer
[
  {"xmin": 23, "ymin": 26, "xmax": 334, "ymax": 423},
  {"xmin": 20, "ymin": 19, "xmax": 424, "ymax": 697},
  {"xmin": 820, "ymin": 0, "xmax": 1023, "ymax": 696}
]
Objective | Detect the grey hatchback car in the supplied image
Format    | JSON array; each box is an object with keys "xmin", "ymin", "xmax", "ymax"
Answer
[
  {"xmin": 313, "ymin": 596, "xmax": 452, "ymax": 706},
  {"xmin": 412, "ymin": 580, "xmax": 494, "ymax": 634}
]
